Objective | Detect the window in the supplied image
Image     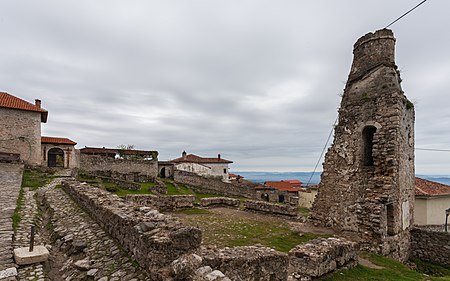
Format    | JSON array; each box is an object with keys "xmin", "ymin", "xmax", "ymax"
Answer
[
  {"xmin": 362, "ymin": 126, "xmax": 376, "ymax": 166},
  {"xmin": 386, "ymin": 203, "xmax": 395, "ymax": 236},
  {"xmin": 223, "ymin": 168, "xmax": 227, "ymax": 174}
]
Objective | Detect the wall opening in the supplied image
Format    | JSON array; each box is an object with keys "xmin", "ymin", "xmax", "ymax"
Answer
[
  {"xmin": 362, "ymin": 126, "xmax": 376, "ymax": 166},
  {"xmin": 386, "ymin": 203, "xmax": 396, "ymax": 236},
  {"xmin": 48, "ymin": 147, "xmax": 64, "ymax": 168},
  {"xmin": 160, "ymin": 167, "xmax": 166, "ymax": 178},
  {"xmin": 278, "ymin": 194, "xmax": 285, "ymax": 203},
  {"xmin": 261, "ymin": 193, "xmax": 269, "ymax": 202}
]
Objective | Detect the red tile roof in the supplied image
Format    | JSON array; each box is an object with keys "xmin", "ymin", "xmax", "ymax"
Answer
[
  {"xmin": 281, "ymin": 180, "xmax": 302, "ymax": 186},
  {"xmin": 41, "ymin": 136, "xmax": 77, "ymax": 145},
  {"xmin": 0, "ymin": 92, "xmax": 48, "ymax": 122},
  {"xmin": 415, "ymin": 177, "xmax": 450, "ymax": 197},
  {"xmin": 170, "ymin": 153, "xmax": 233, "ymax": 164},
  {"xmin": 261, "ymin": 181, "xmax": 300, "ymax": 192}
]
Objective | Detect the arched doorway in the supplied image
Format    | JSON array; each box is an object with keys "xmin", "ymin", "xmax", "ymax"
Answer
[
  {"xmin": 160, "ymin": 167, "xmax": 166, "ymax": 178},
  {"xmin": 261, "ymin": 193, "xmax": 269, "ymax": 202},
  {"xmin": 278, "ymin": 194, "xmax": 285, "ymax": 203},
  {"xmin": 48, "ymin": 148, "xmax": 64, "ymax": 168}
]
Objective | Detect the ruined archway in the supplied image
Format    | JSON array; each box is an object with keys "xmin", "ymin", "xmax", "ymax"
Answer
[
  {"xmin": 48, "ymin": 147, "xmax": 64, "ymax": 168},
  {"xmin": 160, "ymin": 167, "xmax": 166, "ymax": 178}
]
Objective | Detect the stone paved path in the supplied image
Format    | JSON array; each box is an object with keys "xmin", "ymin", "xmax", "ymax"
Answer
[
  {"xmin": 14, "ymin": 187, "xmax": 48, "ymax": 281},
  {"xmin": 39, "ymin": 178, "xmax": 149, "ymax": 281},
  {"xmin": 0, "ymin": 163, "xmax": 23, "ymax": 280}
]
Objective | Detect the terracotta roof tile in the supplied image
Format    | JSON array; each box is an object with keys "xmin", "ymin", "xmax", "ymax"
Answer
[
  {"xmin": 0, "ymin": 92, "xmax": 48, "ymax": 122},
  {"xmin": 415, "ymin": 177, "xmax": 450, "ymax": 197},
  {"xmin": 170, "ymin": 153, "xmax": 233, "ymax": 164},
  {"xmin": 41, "ymin": 136, "xmax": 77, "ymax": 145},
  {"xmin": 263, "ymin": 181, "xmax": 300, "ymax": 192}
]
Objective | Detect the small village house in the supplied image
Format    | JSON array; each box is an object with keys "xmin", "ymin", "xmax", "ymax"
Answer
[
  {"xmin": 414, "ymin": 177, "xmax": 450, "ymax": 225},
  {"xmin": 255, "ymin": 180, "xmax": 300, "ymax": 205},
  {"xmin": 169, "ymin": 151, "xmax": 232, "ymax": 182},
  {"xmin": 0, "ymin": 92, "xmax": 48, "ymax": 165},
  {"xmin": 41, "ymin": 136, "xmax": 78, "ymax": 168}
]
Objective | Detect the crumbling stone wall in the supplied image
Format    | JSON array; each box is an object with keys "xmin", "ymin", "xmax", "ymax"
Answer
[
  {"xmin": 311, "ymin": 29, "xmax": 415, "ymax": 262},
  {"xmin": 0, "ymin": 108, "xmax": 42, "ymax": 165},
  {"xmin": 80, "ymin": 154, "xmax": 158, "ymax": 181},
  {"xmin": 61, "ymin": 180, "xmax": 201, "ymax": 279},
  {"xmin": 200, "ymin": 197, "xmax": 240, "ymax": 208},
  {"xmin": 244, "ymin": 200, "xmax": 298, "ymax": 217},
  {"xmin": 288, "ymin": 237, "xmax": 358, "ymax": 280},
  {"xmin": 125, "ymin": 194, "xmax": 195, "ymax": 211},
  {"xmin": 174, "ymin": 170, "xmax": 257, "ymax": 199},
  {"xmin": 199, "ymin": 246, "xmax": 289, "ymax": 281},
  {"xmin": 410, "ymin": 227, "xmax": 450, "ymax": 267}
]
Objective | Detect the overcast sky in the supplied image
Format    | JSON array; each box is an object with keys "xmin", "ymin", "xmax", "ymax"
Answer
[{"xmin": 0, "ymin": 1, "xmax": 449, "ymax": 173}]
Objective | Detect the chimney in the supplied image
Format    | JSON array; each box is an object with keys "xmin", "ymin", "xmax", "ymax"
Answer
[
  {"xmin": 218, "ymin": 154, "xmax": 221, "ymax": 160},
  {"xmin": 182, "ymin": 150, "xmax": 187, "ymax": 160},
  {"xmin": 35, "ymin": 99, "xmax": 41, "ymax": 108}
]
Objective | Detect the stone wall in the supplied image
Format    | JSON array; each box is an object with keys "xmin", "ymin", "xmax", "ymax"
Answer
[
  {"xmin": 255, "ymin": 189, "xmax": 299, "ymax": 206},
  {"xmin": 310, "ymin": 29, "xmax": 415, "ymax": 262},
  {"xmin": 80, "ymin": 154, "xmax": 158, "ymax": 181},
  {"xmin": 288, "ymin": 238, "xmax": 358, "ymax": 280},
  {"xmin": 41, "ymin": 143, "xmax": 78, "ymax": 169},
  {"xmin": 174, "ymin": 170, "xmax": 257, "ymax": 199},
  {"xmin": 199, "ymin": 246, "xmax": 289, "ymax": 281},
  {"xmin": 61, "ymin": 180, "xmax": 201, "ymax": 279},
  {"xmin": 125, "ymin": 194, "xmax": 195, "ymax": 211},
  {"xmin": 410, "ymin": 227, "xmax": 450, "ymax": 267},
  {"xmin": 0, "ymin": 108, "xmax": 42, "ymax": 165},
  {"xmin": 200, "ymin": 197, "xmax": 240, "ymax": 208},
  {"xmin": 244, "ymin": 200, "xmax": 298, "ymax": 217}
]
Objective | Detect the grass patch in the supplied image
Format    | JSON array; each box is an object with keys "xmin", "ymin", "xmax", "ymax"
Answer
[
  {"xmin": 22, "ymin": 169, "xmax": 55, "ymax": 190},
  {"xmin": 412, "ymin": 258, "xmax": 450, "ymax": 277},
  {"xmin": 167, "ymin": 183, "xmax": 194, "ymax": 195},
  {"xmin": 12, "ymin": 186, "xmax": 25, "ymax": 230},
  {"xmin": 322, "ymin": 252, "xmax": 450, "ymax": 281},
  {"xmin": 298, "ymin": 207, "xmax": 310, "ymax": 217},
  {"xmin": 175, "ymin": 209, "xmax": 327, "ymax": 252}
]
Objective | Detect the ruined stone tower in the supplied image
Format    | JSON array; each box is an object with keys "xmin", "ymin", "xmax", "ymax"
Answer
[{"xmin": 310, "ymin": 29, "xmax": 415, "ymax": 261}]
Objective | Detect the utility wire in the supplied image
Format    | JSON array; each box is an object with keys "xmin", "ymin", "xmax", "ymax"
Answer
[
  {"xmin": 385, "ymin": 0, "xmax": 429, "ymax": 28},
  {"xmin": 305, "ymin": 117, "xmax": 338, "ymax": 187},
  {"xmin": 416, "ymin": 148, "xmax": 450, "ymax": 152}
]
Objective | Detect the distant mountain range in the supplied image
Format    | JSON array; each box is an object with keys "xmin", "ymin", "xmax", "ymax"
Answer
[{"xmin": 234, "ymin": 171, "xmax": 450, "ymax": 186}]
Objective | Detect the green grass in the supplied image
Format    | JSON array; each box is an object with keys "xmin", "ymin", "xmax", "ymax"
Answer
[
  {"xmin": 412, "ymin": 258, "xmax": 450, "ymax": 277},
  {"xmin": 21, "ymin": 169, "xmax": 55, "ymax": 189},
  {"xmin": 298, "ymin": 207, "xmax": 310, "ymax": 217},
  {"xmin": 12, "ymin": 186, "xmax": 25, "ymax": 230},
  {"xmin": 175, "ymin": 209, "xmax": 327, "ymax": 252},
  {"xmin": 321, "ymin": 252, "xmax": 450, "ymax": 281},
  {"xmin": 166, "ymin": 183, "xmax": 194, "ymax": 195}
]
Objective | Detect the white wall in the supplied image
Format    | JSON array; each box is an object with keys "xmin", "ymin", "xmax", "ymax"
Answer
[{"xmin": 414, "ymin": 196, "xmax": 450, "ymax": 225}]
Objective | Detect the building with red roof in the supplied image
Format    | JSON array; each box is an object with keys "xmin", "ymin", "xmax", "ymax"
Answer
[
  {"xmin": 0, "ymin": 92, "xmax": 48, "ymax": 165},
  {"xmin": 414, "ymin": 177, "xmax": 450, "ymax": 225},
  {"xmin": 41, "ymin": 136, "xmax": 78, "ymax": 168},
  {"xmin": 169, "ymin": 151, "xmax": 233, "ymax": 182}
]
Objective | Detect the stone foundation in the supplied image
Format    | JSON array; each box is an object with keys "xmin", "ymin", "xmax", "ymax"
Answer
[
  {"xmin": 244, "ymin": 200, "xmax": 298, "ymax": 217},
  {"xmin": 61, "ymin": 180, "xmax": 201, "ymax": 279},
  {"xmin": 125, "ymin": 194, "xmax": 195, "ymax": 211},
  {"xmin": 288, "ymin": 238, "xmax": 358, "ymax": 280},
  {"xmin": 199, "ymin": 246, "xmax": 289, "ymax": 281},
  {"xmin": 200, "ymin": 197, "xmax": 240, "ymax": 208}
]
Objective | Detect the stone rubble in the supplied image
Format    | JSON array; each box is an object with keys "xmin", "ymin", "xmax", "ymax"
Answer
[{"xmin": 200, "ymin": 198, "xmax": 240, "ymax": 208}]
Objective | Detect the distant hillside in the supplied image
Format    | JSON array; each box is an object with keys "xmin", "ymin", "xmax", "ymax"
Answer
[{"xmin": 234, "ymin": 172, "xmax": 450, "ymax": 186}]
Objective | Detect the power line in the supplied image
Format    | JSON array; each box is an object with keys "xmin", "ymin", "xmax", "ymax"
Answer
[
  {"xmin": 305, "ymin": 117, "xmax": 338, "ymax": 187},
  {"xmin": 385, "ymin": 0, "xmax": 429, "ymax": 29},
  {"xmin": 416, "ymin": 148, "xmax": 450, "ymax": 152}
]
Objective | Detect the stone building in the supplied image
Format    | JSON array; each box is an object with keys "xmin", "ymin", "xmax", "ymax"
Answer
[
  {"xmin": 170, "ymin": 151, "xmax": 233, "ymax": 182},
  {"xmin": 41, "ymin": 136, "xmax": 78, "ymax": 168},
  {"xmin": 0, "ymin": 92, "xmax": 48, "ymax": 166},
  {"xmin": 310, "ymin": 29, "xmax": 415, "ymax": 261}
]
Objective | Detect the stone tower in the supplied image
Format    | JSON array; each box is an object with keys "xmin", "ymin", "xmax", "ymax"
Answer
[{"xmin": 310, "ymin": 29, "xmax": 415, "ymax": 261}]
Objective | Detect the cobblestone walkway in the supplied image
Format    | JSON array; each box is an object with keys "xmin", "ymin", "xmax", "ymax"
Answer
[
  {"xmin": 39, "ymin": 178, "xmax": 149, "ymax": 281},
  {"xmin": 0, "ymin": 163, "xmax": 23, "ymax": 280},
  {"xmin": 14, "ymin": 187, "xmax": 48, "ymax": 281}
]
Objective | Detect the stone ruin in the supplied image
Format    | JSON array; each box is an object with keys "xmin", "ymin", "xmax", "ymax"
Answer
[{"xmin": 311, "ymin": 29, "xmax": 415, "ymax": 261}]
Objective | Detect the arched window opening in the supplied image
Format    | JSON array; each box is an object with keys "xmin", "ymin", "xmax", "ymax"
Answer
[
  {"xmin": 362, "ymin": 126, "xmax": 376, "ymax": 166},
  {"xmin": 261, "ymin": 193, "xmax": 269, "ymax": 202}
]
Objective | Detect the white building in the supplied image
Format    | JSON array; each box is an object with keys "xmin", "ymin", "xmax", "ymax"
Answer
[
  {"xmin": 170, "ymin": 151, "xmax": 233, "ymax": 182},
  {"xmin": 414, "ymin": 177, "xmax": 450, "ymax": 225}
]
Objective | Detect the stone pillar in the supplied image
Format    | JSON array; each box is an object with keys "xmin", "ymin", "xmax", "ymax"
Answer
[{"xmin": 310, "ymin": 29, "xmax": 415, "ymax": 262}]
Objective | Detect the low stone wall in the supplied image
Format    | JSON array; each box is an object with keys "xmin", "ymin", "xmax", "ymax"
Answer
[
  {"xmin": 174, "ymin": 170, "xmax": 257, "ymax": 199},
  {"xmin": 125, "ymin": 194, "xmax": 195, "ymax": 211},
  {"xmin": 61, "ymin": 180, "xmax": 201, "ymax": 279},
  {"xmin": 200, "ymin": 197, "xmax": 240, "ymax": 208},
  {"xmin": 80, "ymin": 154, "xmax": 158, "ymax": 181},
  {"xmin": 410, "ymin": 227, "xmax": 450, "ymax": 267},
  {"xmin": 199, "ymin": 246, "xmax": 289, "ymax": 281},
  {"xmin": 244, "ymin": 200, "xmax": 298, "ymax": 217},
  {"xmin": 288, "ymin": 237, "xmax": 357, "ymax": 280}
]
